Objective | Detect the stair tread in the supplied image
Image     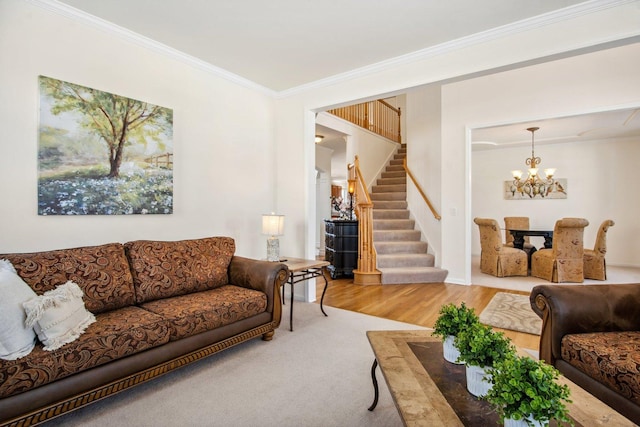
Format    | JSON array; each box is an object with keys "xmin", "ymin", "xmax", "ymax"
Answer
[
  {"xmin": 368, "ymin": 144, "xmax": 449, "ymax": 284},
  {"xmin": 378, "ymin": 266, "xmax": 445, "ymax": 272},
  {"xmin": 378, "ymin": 253, "xmax": 431, "ymax": 258},
  {"xmin": 378, "ymin": 266, "xmax": 449, "ymax": 285}
]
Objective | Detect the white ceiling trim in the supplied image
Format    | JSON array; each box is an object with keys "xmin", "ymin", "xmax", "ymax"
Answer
[
  {"xmin": 28, "ymin": 0, "xmax": 635, "ymax": 99},
  {"xmin": 26, "ymin": 0, "xmax": 276, "ymax": 97},
  {"xmin": 277, "ymin": 0, "xmax": 636, "ymax": 98}
]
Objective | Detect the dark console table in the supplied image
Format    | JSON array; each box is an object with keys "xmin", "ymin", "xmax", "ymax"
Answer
[
  {"xmin": 324, "ymin": 219, "xmax": 358, "ymax": 279},
  {"xmin": 508, "ymin": 229, "xmax": 553, "ymax": 250}
]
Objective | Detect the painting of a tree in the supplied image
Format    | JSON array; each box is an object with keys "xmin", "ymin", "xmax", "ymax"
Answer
[{"xmin": 38, "ymin": 76, "xmax": 173, "ymax": 215}]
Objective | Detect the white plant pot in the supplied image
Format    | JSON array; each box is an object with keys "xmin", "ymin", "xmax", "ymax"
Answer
[
  {"xmin": 503, "ymin": 415, "xmax": 543, "ymax": 427},
  {"xmin": 465, "ymin": 364, "xmax": 492, "ymax": 397},
  {"xmin": 442, "ymin": 335, "xmax": 463, "ymax": 364}
]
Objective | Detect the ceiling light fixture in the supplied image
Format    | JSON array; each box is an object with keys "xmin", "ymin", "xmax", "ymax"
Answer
[
  {"xmin": 315, "ymin": 135, "xmax": 324, "ymax": 143},
  {"xmin": 510, "ymin": 127, "xmax": 557, "ymax": 198}
]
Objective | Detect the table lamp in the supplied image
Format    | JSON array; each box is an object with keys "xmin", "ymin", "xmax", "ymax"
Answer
[
  {"xmin": 347, "ymin": 179, "xmax": 356, "ymax": 220},
  {"xmin": 262, "ymin": 213, "xmax": 284, "ymax": 262}
]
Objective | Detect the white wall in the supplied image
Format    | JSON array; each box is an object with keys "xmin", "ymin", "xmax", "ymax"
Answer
[
  {"xmin": 0, "ymin": 0, "xmax": 276, "ymax": 259},
  {"xmin": 3, "ymin": 0, "xmax": 640, "ymax": 290},
  {"xmin": 275, "ymin": 3, "xmax": 640, "ymax": 286},
  {"xmin": 315, "ymin": 145, "xmax": 332, "ymax": 254},
  {"xmin": 316, "ymin": 113, "xmax": 397, "ymax": 189},
  {"xmin": 442, "ymin": 42, "xmax": 640, "ymax": 283},
  {"xmin": 405, "ymin": 84, "xmax": 443, "ymax": 262},
  {"xmin": 472, "ymin": 136, "xmax": 640, "ymax": 267}
]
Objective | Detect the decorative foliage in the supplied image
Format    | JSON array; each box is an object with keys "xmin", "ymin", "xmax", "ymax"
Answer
[
  {"xmin": 431, "ymin": 302, "xmax": 480, "ymax": 340},
  {"xmin": 330, "ymin": 195, "xmax": 354, "ymax": 220},
  {"xmin": 454, "ymin": 322, "xmax": 515, "ymax": 367},
  {"xmin": 486, "ymin": 355, "xmax": 573, "ymax": 426}
]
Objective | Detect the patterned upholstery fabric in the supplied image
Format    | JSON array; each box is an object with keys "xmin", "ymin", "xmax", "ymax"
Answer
[
  {"xmin": 125, "ymin": 237, "xmax": 235, "ymax": 304},
  {"xmin": 0, "ymin": 243, "xmax": 136, "ymax": 314},
  {"xmin": 140, "ymin": 285, "xmax": 267, "ymax": 341},
  {"xmin": 584, "ymin": 220, "xmax": 615, "ymax": 280},
  {"xmin": 531, "ymin": 217, "xmax": 589, "ymax": 283},
  {"xmin": 562, "ymin": 331, "xmax": 640, "ymax": 406},
  {"xmin": 474, "ymin": 218, "xmax": 528, "ymax": 277},
  {"xmin": 0, "ymin": 306, "xmax": 169, "ymax": 399},
  {"xmin": 503, "ymin": 216, "xmax": 533, "ymax": 247}
]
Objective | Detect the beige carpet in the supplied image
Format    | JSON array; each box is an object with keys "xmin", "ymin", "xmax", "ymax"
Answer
[
  {"xmin": 479, "ymin": 292, "xmax": 542, "ymax": 335},
  {"xmin": 43, "ymin": 303, "xmax": 425, "ymax": 427},
  {"xmin": 472, "ymin": 255, "xmax": 640, "ymax": 293}
]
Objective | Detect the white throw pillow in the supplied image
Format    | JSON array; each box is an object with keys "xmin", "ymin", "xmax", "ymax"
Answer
[
  {"xmin": 0, "ymin": 259, "xmax": 38, "ymax": 360},
  {"xmin": 23, "ymin": 281, "xmax": 96, "ymax": 351}
]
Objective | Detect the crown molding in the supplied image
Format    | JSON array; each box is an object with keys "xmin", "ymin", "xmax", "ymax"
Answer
[
  {"xmin": 25, "ymin": 0, "xmax": 277, "ymax": 97},
  {"xmin": 276, "ymin": 0, "xmax": 637, "ymax": 98},
  {"xmin": 25, "ymin": 0, "xmax": 636, "ymax": 99}
]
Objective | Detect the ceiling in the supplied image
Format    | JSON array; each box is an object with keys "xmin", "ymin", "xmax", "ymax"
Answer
[
  {"xmin": 472, "ymin": 108, "xmax": 640, "ymax": 150},
  {"xmin": 51, "ymin": 1, "xmax": 640, "ymax": 146},
  {"xmin": 56, "ymin": 0, "xmax": 587, "ymax": 92}
]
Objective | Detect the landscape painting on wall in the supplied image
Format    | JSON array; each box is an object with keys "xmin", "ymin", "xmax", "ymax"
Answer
[
  {"xmin": 38, "ymin": 76, "xmax": 173, "ymax": 215},
  {"xmin": 504, "ymin": 178, "xmax": 567, "ymax": 200}
]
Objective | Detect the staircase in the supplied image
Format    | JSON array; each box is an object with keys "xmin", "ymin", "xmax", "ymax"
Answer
[{"xmin": 371, "ymin": 144, "xmax": 448, "ymax": 284}]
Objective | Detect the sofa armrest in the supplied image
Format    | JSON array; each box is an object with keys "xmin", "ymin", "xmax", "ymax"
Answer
[
  {"xmin": 228, "ymin": 256, "xmax": 289, "ymax": 316},
  {"xmin": 530, "ymin": 284, "xmax": 640, "ymax": 365}
]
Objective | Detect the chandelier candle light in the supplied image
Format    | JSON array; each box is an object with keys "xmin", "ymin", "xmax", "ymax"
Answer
[
  {"xmin": 511, "ymin": 127, "xmax": 557, "ymax": 198},
  {"xmin": 262, "ymin": 213, "xmax": 284, "ymax": 262}
]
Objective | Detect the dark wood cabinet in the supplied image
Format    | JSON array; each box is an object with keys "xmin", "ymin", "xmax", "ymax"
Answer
[{"xmin": 324, "ymin": 219, "xmax": 358, "ymax": 279}]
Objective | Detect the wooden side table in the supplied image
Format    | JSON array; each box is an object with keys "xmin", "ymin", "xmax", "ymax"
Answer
[{"xmin": 280, "ymin": 258, "xmax": 330, "ymax": 331}]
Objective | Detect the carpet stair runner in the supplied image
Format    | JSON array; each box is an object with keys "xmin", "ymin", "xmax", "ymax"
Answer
[{"xmin": 372, "ymin": 144, "xmax": 448, "ymax": 284}]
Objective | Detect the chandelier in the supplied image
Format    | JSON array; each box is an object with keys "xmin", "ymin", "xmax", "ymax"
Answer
[{"xmin": 511, "ymin": 127, "xmax": 556, "ymax": 198}]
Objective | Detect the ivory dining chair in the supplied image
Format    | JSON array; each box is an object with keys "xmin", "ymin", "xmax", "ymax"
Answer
[
  {"xmin": 504, "ymin": 216, "xmax": 537, "ymax": 257},
  {"xmin": 474, "ymin": 217, "xmax": 528, "ymax": 277},
  {"xmin": 584, "ymin": 219, "xmax": 615, "ymax": 280},
  {"xmin": 531, "ymin": 217, "xmax": 589, "ymax": 282}
]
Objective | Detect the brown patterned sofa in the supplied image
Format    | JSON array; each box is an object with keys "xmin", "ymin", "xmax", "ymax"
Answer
[
  {"xmin": 530, "ymin": 284, "xmax": 640, "ymax": 424},
  {"xmin": 0, "ymin": 237, "xmax": 288, "ymax": 427}
]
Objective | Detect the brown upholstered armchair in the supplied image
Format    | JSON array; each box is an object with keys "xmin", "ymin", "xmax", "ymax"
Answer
[
  {"xmin": 584, "ymin": 219, "xmax": 615, "ymax": 280},
  {"xmin": 530, "ymin": 217, "xmax": 589, "ymax": 282},
  {"xmin": 474, "ymin": 217, "xmax": 528, "ymax": 277},
  {"xmin": 530, "ymin": 284, "xmax": 640, "ymax": 424}
]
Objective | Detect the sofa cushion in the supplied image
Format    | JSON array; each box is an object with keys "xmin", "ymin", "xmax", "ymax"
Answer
[
  {"xmin": 125, "ymin": 237, "xmax": 235, "ymax": 304},
  {"xmin": 139, "ymin": 284, "xmax": 266, "ymax": 341},
  {"xmin": 561, "ymin": 331, "xmax": 640, "ymax": 406},
  {"xmin": 0, "ymin": 243, "xmax": 136, "ymax": 314},
  {"xmin": 0, "ymin": 306, "xmax": 169, "ymax": 399},
  {"xmin": 0, "ymin": 261, "xmax": 37, "ymax": 360},
  {"xmin": 23, "ymin": 281, "xmax": 96, "ymax": 351}
]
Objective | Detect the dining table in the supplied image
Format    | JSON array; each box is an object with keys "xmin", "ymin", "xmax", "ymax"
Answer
[{"xmin": 508, "ymin": 228, "xmax": 554, "ymax": 250}]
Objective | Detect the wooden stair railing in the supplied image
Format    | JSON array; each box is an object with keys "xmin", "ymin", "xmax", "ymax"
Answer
[
  {"xmin": 348, "ymin": 156, "xmax": 381, "ymax": 285},
  {"xmin": 403, "ymin": 158, "xmax": 441, "ymax": 221},
  {"xmin": 329, "ymin": 99, "xmax": 401, "ymax": 143}
]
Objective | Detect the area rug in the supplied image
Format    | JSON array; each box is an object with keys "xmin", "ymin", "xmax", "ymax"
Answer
[
  {"xmin": 479, "ymin": 292, "xmax": 542, "ymax": 335},
  {"xmin": 44, "ymin": 303, "xmax": 425, "ymax": 427}
]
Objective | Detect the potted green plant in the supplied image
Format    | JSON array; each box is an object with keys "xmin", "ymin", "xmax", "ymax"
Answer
[
  {"xmin": 431, "ymin": 302, "xmax": 480, "ymax": 364},
  {"xmin": 486, "ymin": 355, "xmax": 572, "ymax": 427},
  {"xmin": 455, "ymin": 322, "xmax": 515, "ymax": 397}
]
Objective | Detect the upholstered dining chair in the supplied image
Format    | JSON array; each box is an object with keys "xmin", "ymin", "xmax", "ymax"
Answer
[
  {"xmin": 504, "ymin": 216, "xmax": 537, "ymax": 253},
  {"xmin": 583, "ymin": 219, "xmax": 615, "ymax": 280},
  {"xmin": 474, "ymin": 217, "xmax": 528, "ymax": 277},
  {"xmin": 530, "ymin": 217, "xmax": 589, "ymax": 282}
]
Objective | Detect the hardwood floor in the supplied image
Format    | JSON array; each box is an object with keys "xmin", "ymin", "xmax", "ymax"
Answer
[{"xmin": 315, "ymin": 277, "xmax": 540, "ymax": 350}]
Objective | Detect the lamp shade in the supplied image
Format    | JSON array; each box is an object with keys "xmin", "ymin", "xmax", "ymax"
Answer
[
  {"xmin": 348, "ymin": 179, "xmax": 356, "ymax": 194},
  {"xmin": 262, "ymin": 214, "xmax": 284, "ymax": 236}
]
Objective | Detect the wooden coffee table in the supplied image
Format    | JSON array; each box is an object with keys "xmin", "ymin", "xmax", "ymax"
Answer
[{"xmin": 366, "ymin": 330, "xmax": 634, "ymax": 427}]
